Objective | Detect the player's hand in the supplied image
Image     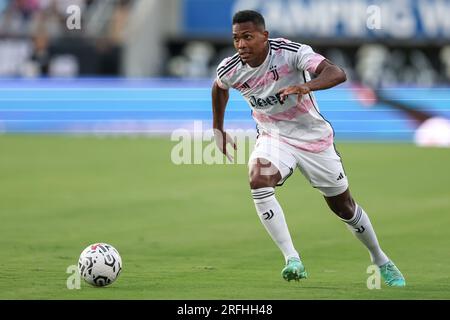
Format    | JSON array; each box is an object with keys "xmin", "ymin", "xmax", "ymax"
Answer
[
  {"xmin": 278, "ymin": 84, "xmax": 311, "ymax": 102},
  {"xmin": 213, "ymin": 129, "xmax": 237, "ymax": 162}
]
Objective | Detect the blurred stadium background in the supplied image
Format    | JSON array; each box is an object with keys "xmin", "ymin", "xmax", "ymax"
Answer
[
  {"xmin": 1, "ymin": 0, "xmax": 450, "ymax": 299},
  {"xmin": 1, "ymin": 0, "xmax": 449, "ymax": 140}
]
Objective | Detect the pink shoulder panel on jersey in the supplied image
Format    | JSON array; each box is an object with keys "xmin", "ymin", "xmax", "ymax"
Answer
[{"xmin": 306, "ymin": 53, "xmax": 326, "ymax": 74}]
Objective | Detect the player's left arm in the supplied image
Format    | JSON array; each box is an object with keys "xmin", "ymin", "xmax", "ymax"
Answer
[{"xmin": 279, "ymin": 59, "xmax": 347, "ymax": 101}]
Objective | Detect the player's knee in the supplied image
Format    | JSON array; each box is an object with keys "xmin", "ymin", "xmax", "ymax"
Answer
[
  {"xmin": 337, "ymin": 199, "xmax": 355, "ymax": 220},
  {"xmin": 328, "ymin": 195, "xmax": 355, "ymax": 220},
  {"xmin": 249, "ymin": 172, "xmax": 276, "ymax": 189},
  {"xmin": 248, "ymin": 159, "xmax": 281, "ymax": 189}
]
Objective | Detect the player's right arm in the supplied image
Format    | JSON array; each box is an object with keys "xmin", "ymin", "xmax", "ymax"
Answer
[{"xmin": 212, "ymin": 80, "xmax": 236, "ymax": 161}]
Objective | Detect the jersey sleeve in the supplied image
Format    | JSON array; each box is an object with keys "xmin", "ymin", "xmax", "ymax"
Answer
[
  {"xmin": 293, "ymin": 44, "xmax": 326, "ymax": 74},
  {"xmin": 215, "ymin": 56, "xmax": 236, "ymax": 90},
  {"xmin": 216, "ymin": 76, "xmax": 230, "ymax": 90}
]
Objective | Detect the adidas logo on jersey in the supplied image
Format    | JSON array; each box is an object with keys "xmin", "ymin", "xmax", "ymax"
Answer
[
  {"xmin": 249, "ymin": 93, "xmax": 285, "ymax": 109},
  {"xmin": 239, "ymin": 82, "xmax": 250, "ymax": 90},
  {"xmin": 337, "ymin": 172, "xmax": 345, "ymax": 181}
]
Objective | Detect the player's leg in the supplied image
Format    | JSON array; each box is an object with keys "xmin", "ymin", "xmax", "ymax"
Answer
[
  {"xmin": 295, "ymin": 144, "xmax": 405, "ymax": 286},
  {"xmin": 324, "ymin": 189, "xmax": 389, "ymax": 266},
  {"xmin": 324, "ymin": 189, "xmax": 405, "ymax": 287},
  {"xmin": 249, "ymin": 158, "xmax": 298, "ymax": 261},
  {"xmin": 249, "ymin": 158, "xmax": 307, "ymax": 281},
  {"xmin": 248, "ymin": 136, "xmax": 306, "ymax": 281}
]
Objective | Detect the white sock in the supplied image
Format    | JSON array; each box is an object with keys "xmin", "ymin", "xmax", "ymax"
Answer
[
  {"xmin": 252, "ymin": 187, "xmax": 299, "ymax": 262},
  {"xmin": 341, "ymin": 204, "xmax": 389, "ymax": 266}
]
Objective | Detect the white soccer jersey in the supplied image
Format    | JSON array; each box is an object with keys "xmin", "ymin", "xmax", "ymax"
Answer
[{"xmin": 216, "ymin": 38, "xmax": 334, "ymax": 153}]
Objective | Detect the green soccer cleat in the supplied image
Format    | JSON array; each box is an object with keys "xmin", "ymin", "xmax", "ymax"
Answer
[
  {"xmin": 281, "ymin": 257, "xmax": 307, "ymax": 282},
  {"xmin": 379, "ymin": 261, "xmax": 406, "ymax": 287}
]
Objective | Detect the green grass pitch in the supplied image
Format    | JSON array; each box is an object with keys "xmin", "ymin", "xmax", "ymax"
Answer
[{"xmin": 0, "ymin": 136, "xmax": 449, "ymax": 299}]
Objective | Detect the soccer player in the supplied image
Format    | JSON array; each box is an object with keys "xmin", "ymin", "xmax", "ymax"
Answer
[{"xmin": 211, "ymin": 10, "xmax": 405, "ymax": 286}]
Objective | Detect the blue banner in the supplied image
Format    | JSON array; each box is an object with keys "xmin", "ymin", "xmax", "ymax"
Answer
[
  {"xmin": 1, "ymin": 79, "xmax": 450, "ymax": 142},
  {"xmin": 183, "ymin": 0, "xmax": 450, "ymax": 39}
]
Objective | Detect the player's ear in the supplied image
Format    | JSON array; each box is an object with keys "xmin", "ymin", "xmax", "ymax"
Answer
[{"xmin": 263, "ymin": 30, "xmax": 269, "ymax": 41}]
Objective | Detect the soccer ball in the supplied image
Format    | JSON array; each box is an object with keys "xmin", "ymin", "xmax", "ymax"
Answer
[{"xmin": 78, "ymin": 243, "xmax": 122, "ymax": 287}]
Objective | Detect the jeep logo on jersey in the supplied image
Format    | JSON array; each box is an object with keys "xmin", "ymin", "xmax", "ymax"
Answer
[{"xmin": 249, "ymin": 93, "xmax": 284, "ymax": 109}]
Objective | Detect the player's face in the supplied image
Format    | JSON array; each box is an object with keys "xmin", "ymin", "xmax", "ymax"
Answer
[{"xmin": 232, "ymin": 22, "xmax": 269, "ymax": 66}]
